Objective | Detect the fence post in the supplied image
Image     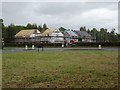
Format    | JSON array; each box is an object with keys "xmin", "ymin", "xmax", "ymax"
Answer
[
  {"xmin": 98, "ymin": 45, "xmax": 101, "ymax": 49},
  {"xmin": 62, "ymin": 43, "xmax": 64, "ymax": 48},
  {"xmin": 32, "ymin": 45, "xmax": 35, "ymax": 49},
  {"xmin": 25, "ymin": 45, "xmax": 28, "ymax": 50}
]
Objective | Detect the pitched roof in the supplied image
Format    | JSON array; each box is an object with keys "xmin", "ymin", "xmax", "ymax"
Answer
[
  {"xmin": 74, "ymin": 31, "xmax": 91, "ymax": 37},
  {"xmin": 62, "ymin": 31, "xmax": 70, "ymax": 37},
  {"xmin": 65, "ymin": 30, "xmax": 78, "ymax": 36},
  {"xmin": 15, "ymin": 29, "xmax": 41, "ymax": 38},
  {"xmin": 51, "ymin": 30, "xmax": 64, "ymax": 37},
  {"xmin": 42, "ymin": 29, "xmax": 56, "ymax": 36}
]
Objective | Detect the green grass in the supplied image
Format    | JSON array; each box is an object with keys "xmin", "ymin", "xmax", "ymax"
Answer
[
  {"xmin": 3, "ymin": 47, "xmax": 18, "ymax": 50},
  {"xmin": 2, "ymin": 51, "xmax": 118, "ymax": 88}
]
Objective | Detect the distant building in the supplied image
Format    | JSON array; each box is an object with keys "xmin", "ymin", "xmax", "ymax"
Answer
[
  {"xmin": 63, "ymin": 30, "xmax": 78, "ymax": 43},
  {"xmin": 50, "ymin": 29, "xmax": 64, "ymax": 43},
  {"xmin": 15, "ymin": 28, "xmax": 96, "ymax": 44},
  {"xmin": 74, "ymin": 30, "xmax": 95, "ymax": 42},
  {"xmin": 39, "ymin": 28, "xmax": 64, "ymax": 43},
  {"xmin": 15, "ymin": 29, "xmax": 41, "ymax": 43}
]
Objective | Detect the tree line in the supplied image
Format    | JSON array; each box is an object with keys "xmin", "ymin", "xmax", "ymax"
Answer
[
  {"xmin": 0, "ymin": 19, "xmax": 120, "ymax": 43},
  {"xmin": 79, "ymin": 26, "xmax": 120, "ymax": 42}
]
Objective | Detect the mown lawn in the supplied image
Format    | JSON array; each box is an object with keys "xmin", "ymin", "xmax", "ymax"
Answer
[{"xmin": 2, "ymin": 51, "xmax": 118, "ymax": 88}]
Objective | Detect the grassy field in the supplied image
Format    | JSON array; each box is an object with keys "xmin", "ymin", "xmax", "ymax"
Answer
[{"xmin": 2, "ymin": 51, "xmax": 118, "ymax": 88}]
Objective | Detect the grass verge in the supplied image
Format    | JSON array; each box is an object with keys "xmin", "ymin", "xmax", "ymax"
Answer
[{"xmin": 2, "ymin": 51, "xmax": 118, "ymax": 88}]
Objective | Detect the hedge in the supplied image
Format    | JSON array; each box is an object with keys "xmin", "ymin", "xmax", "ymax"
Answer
[
  {"xmin": 3, "ymin": 42, "xmax": 120, "ymax": 47},
  {"xmin": 4, "ymin": 42, "xmax": 63, "ymax": 47},
  {"xmin": 73, "ymin": 42, "xmax": 120, "ymax": 46}
]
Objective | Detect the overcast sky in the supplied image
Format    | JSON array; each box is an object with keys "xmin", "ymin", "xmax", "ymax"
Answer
[{"xmin": 1, "ymin": 1, "xmax": 119, "ymax": 32}]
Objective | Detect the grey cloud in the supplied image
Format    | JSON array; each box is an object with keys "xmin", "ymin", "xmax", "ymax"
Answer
[
  {"xmin": 2, "ymin": 2, "xmax": 36, "ymax": 25},
  {"xmin": 34, "ymin": 2, "xmax": 117, "ymax": 16},
  {"xmin": 2, "ymin": 2, "xmax": 118, "ymax": 32},
  {"xmin": 0, "ymin": 3, "xmax": 2, "ymax": 18},
  {"xmin": 1, "ymin": 0, "xmax": 120, "ymax": 2}
]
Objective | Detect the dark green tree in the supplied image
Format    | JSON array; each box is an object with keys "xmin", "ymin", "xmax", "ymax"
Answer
[
  {"xmin": 33, "ymin": 24, "xmax": 38, "ymax": 29},
  {"xmin": 42, "ymin": 24, "xmax": 48, "ymax": 32},
  {"xmin": 116, "ymin": 33, "xmax": 120, "ymax": 42},
  {"xmin": 90, "ymin": 28, "xmax": 98, "ymax": 41},
  {"xmin": 108, "ymin": 28, "xmax": 118, "ymax": 42},
  {"xmin": 99, "ymin": 28, "xmax": 108, "ymax": 42},
  {"xmin": 3, "ymin": 24, "xmax": 16, "ymax": 42},
  {"xmin": 59, "ymin": 27, "xmax": 66, "ymax": 32},
  {"xmin": 0, "ymin": 19, "xmax": 3, "ymax": 48},
  {"xmin": 87, "ymin": 29, "xmax": 90, "ymax": 34},
  {"xmin": 80, "ymin": 26, "xmax": 86, "ymax": 31},
  {"xmin": 37, "ymin": 25, "xmax": 42, "ymax": 32},
  {"xmin": 26, "ymin": 23, "xmax": 35, "ymax": 29}
]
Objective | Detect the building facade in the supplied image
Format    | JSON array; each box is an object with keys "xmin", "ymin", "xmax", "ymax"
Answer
[
  {"xmin": 63, "ymin": 30, "xmax": 78, "ymax": 44},
  {"xmin": 74, "ymin": 31, "xmax": 94, "ymax": 42},
  {"xmin": 15, "ymin": 29, "xmax": 41, "ymax": 43},
  {"xmin": 41, "ymin": 29, "xmax": 64, "ymax": 43},
  {"xmin": 15, "ymin": 28, "xmax": 96, "ymax": 44}
]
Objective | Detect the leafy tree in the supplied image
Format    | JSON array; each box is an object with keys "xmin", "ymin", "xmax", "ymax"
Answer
[
  {"xmin": 0, "ymin": 19, "xmax": 3, "ymax": 48},
  {"xmin": 87, "ymin": 29, "xmax": 90, "ymax": 34},
  {"xmin": 116, "ymin": 33, "xmax": 120, "ymax": 42},
  {"xmin": 111, "ymin": 28, "xmax": 115, "ymax": 34},
  {"xmin": 37, "ymin": 25, "xmax": 42, "ymax": 32},
  {"xmin": 59, "ymin": 27, "xmax": 66, "ymax": 32},
  {"xmin": 6, "ymin": 24, "xmax": 16, "ymax": 42},
  {"xmin": 99, "ymin": 28, "xmax": 108, "ymax": 42},
  {"xmin": 80, "ymin": 26, "xmax": 86, "ymax": 31},
  {"xmin": 90, "ymin": 28, "xmax": 98, "ymax": 41},
  {"xmin": 0, "ymin": 19, "xmax": 3, "ymax": 28},
  {"xmin": 108, "ymin": 29, "xmax": 118, "ymax": 42},
  {"xmin": 26, "ymin": 23, "xmax": 32, "ymax": 29},
  {"xmin": 33, "ymin": 24, "xmax": 38, "ymax": 29},
  {"xmin": 42, "ymin": 24, "xmax": 48, "ymax": 32},
  {"xmin": 83, "ymin": 26, "xmax": 86, "ymax": 31},
  {"xmin": 26, "ymin": 23, "xmax": 35, "ymax": 29},
  {"xmin": 0, "ymin": 19, "xmax": 4, "ymax": 37}
]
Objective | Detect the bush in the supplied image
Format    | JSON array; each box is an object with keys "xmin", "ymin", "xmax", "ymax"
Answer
[
  {"xmin": 4, "ymin": 42, "xmax": 120, "ymax": 47},
  {"xmin": 4, "ymin": 42, "xmax": 63, "ymax": 47},
  {"xmin": 74, "ymin": 42, "xmax": 120, "ymax": 46}
]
